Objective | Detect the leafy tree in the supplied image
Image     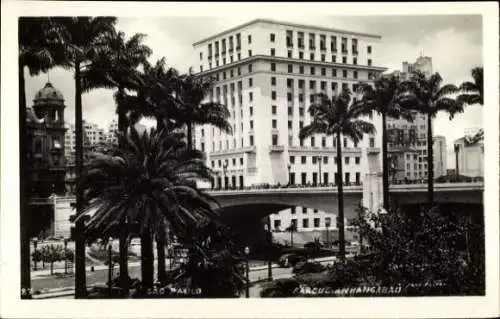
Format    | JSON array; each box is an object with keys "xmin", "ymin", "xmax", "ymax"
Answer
[
  {"xmin": 355, "ymin": 76, "xmax": 414, "ymax": 207},
  {"xmin": 398, "ymin": 71, "xmax": 465, "ymax": 206},
  {"xmin": 79, "ymin": 126, "xmax": 219, "ymax": 289},
  {"xmin": 51, "ymin": 17, "xmax": 118, "ymax": 297},
  {"xmin": 177, "ymin": 72, "xmax": 232, "ymax": 150},
  {"xmin": 41, "ymin": 244, "xmax": 65, "ymax": 275},
  {"xmin": 299, "ymin": 89, "xmax": 375, "ymax": 262},
  {"xmin": 285, "ymin": 222, "xmax": 297, "ymax": 248},
  {"xmin": 458, "ymin": 67, "xmax": 483, "ymax": 106},
  {"xmin": 351, "ymin": 206, "xmax": 484, "ymax": 295}
]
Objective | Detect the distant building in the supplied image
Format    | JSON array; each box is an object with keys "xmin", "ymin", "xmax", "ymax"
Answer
[
  {"xmin": 64, "ymin": 120, "xmax": 106, "ymax": 165},
  {"xmin": 384, "ymin": 55, "xmax": 434, "ymax": 182},
  {"xmin": 453, "ymin": 129, "xmax": 484, "ymax": 177},
  {"xmin": 433, "ymin": 135, "xmax": 447, "ymax": 177}
]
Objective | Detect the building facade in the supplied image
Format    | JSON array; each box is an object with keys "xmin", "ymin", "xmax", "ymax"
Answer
[
  {"xmin": 386, "ymin": 55, "xmax": 434, "ymax": 182},
  {"xmin": 453, "ymin": 130, "xmax": 484, "ymax": 178},
  {"xmin": 433, "ymin": 135, "xmax": 447, "ymax": 178},
  {"xmin": 193, "ymin": 19, "xmax": 386, "ymax": 234}
]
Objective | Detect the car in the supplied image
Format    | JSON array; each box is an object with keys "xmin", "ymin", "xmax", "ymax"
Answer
[{"xmin": 278, "ymin": 253, "xmax": 307, "ymax": 268}]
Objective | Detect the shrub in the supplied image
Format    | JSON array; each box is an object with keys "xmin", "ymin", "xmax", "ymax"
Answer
[
  {"xmin": 260, "ymin": 278, "xmax": 300, "ymax": 298},
  {"xmin": 292, "ymin": 262, "xmax": 326, "ymax": 275}
]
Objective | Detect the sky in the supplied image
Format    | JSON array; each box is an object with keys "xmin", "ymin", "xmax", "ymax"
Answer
[{"xmin": 24, "ymin": 14, "xmax": 483, "ymax": 168}]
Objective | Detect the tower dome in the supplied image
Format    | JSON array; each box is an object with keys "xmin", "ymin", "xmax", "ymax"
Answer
[{"xmin": 33, "ymin": 82, "xmax": 65, "ymax": 106}]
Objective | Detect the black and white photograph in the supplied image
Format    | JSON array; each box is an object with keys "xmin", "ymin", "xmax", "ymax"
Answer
[{"xmin": 1, "ymin": 1, "xmax": 499, "ymax": 318}]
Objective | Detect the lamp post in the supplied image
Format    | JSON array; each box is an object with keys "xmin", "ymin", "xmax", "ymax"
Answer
[
  {"xmin": 223, "ymin": 161, "xmax": 228, "ymax": 190},
  {"xmin": 244, "ymin": 246, "xmax": 250, "ymax": 298},
  {"xmin": 264, "ymin": 220, "xmax": 273, "ymax": 282},
  {"xmin": 64, "ymin": 238, "xmax": 68, "ymax": 274},
  {"xmin": 108, "ymin": 237, "xmax": 113, "ymax": 294},
  {"xmin": 325, "ymin": 219, "xmax": 330, "ymax": 249},
  {"xmin": 287, "ymin": 163, "xmax": 292, "ymax": 185},
  {"xmin": 33, "ymin": 239, "xmax": 38, "ymax": 271},
  {"xmin": 454, "ymin": 144, "xmax": 460, "ymax": 181},
  {"xmin": 317, "ymin": 156, "xmax": 322, "ymax": 185}
]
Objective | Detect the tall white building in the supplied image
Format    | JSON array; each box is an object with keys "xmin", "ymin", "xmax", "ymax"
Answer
[
  {"xmin": 453, "ymin": 129, "xmax": 484, "ymax": 177},
  {"xmin": 193, "ymin": 19, "xmax": 386, "ymax": 234},
  {"xmin": 64, "ymin": 120, "xmax": 106, "ymax": 164},
  {"xmin": 433, "ymin": 135, "xmax": 447, "ymax": 177},
  {"xmin": 386, "ymin": 55, "xmax": 434, "ymax": 182}
]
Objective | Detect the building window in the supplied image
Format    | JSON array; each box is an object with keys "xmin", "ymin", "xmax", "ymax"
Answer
[
  {"xmin": 342, "ymin": 70, "xmax": 347, "ymax": 78},
  {"xmin": 270, "ymin": 33, "xmax": 275, "ymax": 42},
  {"xmin": 200, "ymin": 65, "xmax": 203, "ymax": 72},
  {"xmin": 272, "ymin": 105, "xmax": 277, "ymax": 115},
  {"xmin": 288, "ymin": 64, "xmax": 293, "ymax": 73},
  {"xmin": 287, "ymin": 78, "xmax": 293, "ymax": 88},
  {"xmin": 272, "ymin": 134, "xmax": 278, "ymax": 145},
  {"xmin": 250, "ymin": 120, "xmax": 253, "ymax": 129},
  {"xmin": 354, "ymin": 70, "xmax": 358, "ymax": 79},
  {"xmin": 355, "ymin": 156, "xmax": 360, "ymax": 164},
  {"xmin": 287, "ymin": 92, "xmax": 292, "ymax": 101},
  {"xmin": 321, "ymin": 54, "xmax": 325, "ymax": 62},
  {"xmin": 291, "ymin": 207, "xmax": 296, "ymax": 214},
  {"xmin": 353, "ymin": 57, "xmax": 357, "ymax": 65},
  {"xmin": 248, "ymin": 34, "xmax": 252, "ymax": 44},
  {"xmin": 299, "ymin": 107, "xmax": 304, "ymax": 116},
  {"xmin": 312, "ymin": 156, "xmax": 317, "ymax": 164},
  {"xmin": 310, "ymin": 53, "xmax": 315, "ymax": 60},
  {"xmin": 299, "ymin": 121, "xmax": 304, "ymax": 129},
  {"xmin": 271, "ymin": 63, "xmax": 276, "ymax": 71},
  {"xmin": 309, "ymin": 80, "xmax": 315, "ymax": 89},
  {"xmin": 248, "ymin": 64, "xmax": 252, "ymax": 72},
  {"xmin": 301, "ymin": 156, "xmax": 306, "ymax": 164},
  {"xmin": 332, "ymin": 69, "xmax": 337, "ymax": 77},
  {"xmin": 249, "ymin": 135, "xmax": 254, "ymax": 146},
  {"xmin": 343, "ymin": 138, "xmax": 347, "ymax": 148},
  {"xmin": 288, "ymin": 106, "xmax": 293, "ymax": 115},
  {"xmin": 299, "ymin": 66, "xmax": 304, "ymax": 74},
  {"xmin": 342, "ymin": 56, "xmax": 347, "ymax": 64},
  {"xmin": 321, "ymin": 67, "xmax": 326, "ymax": 76},
  {"xmin": 345, "ymin": 156, "xmax": 350, "ymax": 165},
  {"xmin": 298, "ymin": 79, "xmax": 304, "ymax": 89},
  {"xmin": 271, "ymin": 76, "xmax": 276, "ymax": 86},
  {"xmin": 322, "ymin": 137, "xmax": 326, "ymax": 147},
  {"xmin": 299, "ymin": 52, "xmax": 304, "ymax": 59},
  {"xmin": 249, "ymin": 78, "xmax": 253, "ymax": 87},
  {"xmin": 345, "ymin": 172, "xmax": 350, "ymax": 184},
  {"xmin": 249, "ymin": 92, "xmax": 253, "ymax": 102},
  {"xmin": 303, "ymin": 218, "xmax": 309, "ymax": 228},
  {"xmin": 367, "ymin": 45, "xmax": 372, "ymax": 54},
  {"xmin": 310, "ymin": 94, "xmax": 315, "ymax": 103},
  {"xmin": 310, "ymin": 67, "xmax": 315, "ymax": 75},
  {"xmin": 271, "ymin": 91, "xmax": 277, "ymax": 100},
  {"xmin": 368, "ymin": 59, "xmax": 372, "ymax": 66},
  {"xmin": 274, "ymin": 219, "xmax": 281, "ymax": 230},
  {"xmin": 369, "ymin": 137, "xmax": 375, "ymax": 148},
  {"xmin": 238, "ymin": 53, "xmax": 241, "ymax": 60},
  {"xmin": 314, "ymin": 218, "xmax": 320, "ymax": 228},
  {"xmin": 250, "ymin": 107, "xmax": 253, "ymax": 116},
  {"xmin": 288, "ymin": 120, "xmax": 292, "ymax": 129},
  {"xmin": 271, "ymin": 48, "xmax": 275, "ymax": 56},
  {"xmin": 290, "ymin": 156, "xmax": 295, "ymax": 164},
  {"xmin": 272, "ymin": 119, "xmax": 277, "ymax": 129},
  {"xmin": 288, "ymin": 50, "xmax": 292, "ymax": 58}
]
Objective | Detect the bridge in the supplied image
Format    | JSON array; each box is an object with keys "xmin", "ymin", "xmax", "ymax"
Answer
[{"xmin": 205, "ymin": 182, "xmax": 484, "ymax": 221}]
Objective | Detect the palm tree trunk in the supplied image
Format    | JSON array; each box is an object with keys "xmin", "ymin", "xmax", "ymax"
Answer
[
  {"xmin": 186, "ymin": 121, "xmax": 193, "ymax": 150},
  {"xmin": 117, "ymin": 86, "xmax": 129, "ymax": 294},
  {"xmin": 156, "ymin": 221, "xmax": 166, "ymax": 283},
  {"xmin": 427, "ymin": 112, "xmax": 434, "ymax": 207},
  {"xmin": 336, "ymin": 131, "xmax": 345, "ymax": 263},
  {"xmin": 381, "ymin": 112, "xmax": 389, "ymax": 208},
  {"xmin": 74, "ymin": 56, "xmax": 87, "ymax": 298},
  {"xmin": 455, "ymin": 147, "xmax": 459, "ymax": 180},
  {"xmin": 140, "ymin": 231, "xmax": 154, "ymax": 288},
  {"xmin": 290, "ymin": 229, "xmax": 293, "ymax": 248},
  {"xmin": 19, "ymin": 62, "xmax": 31, "ymax": 298}
]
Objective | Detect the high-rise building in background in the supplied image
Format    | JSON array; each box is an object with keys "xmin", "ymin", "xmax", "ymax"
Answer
[
  {"xmin": 386, "ymin": 55, "xmax": 434, "ymax": 182},
  {"xmin": 64, "ymin": 120, "xmax": 106, "ymax": 165},
  {"xmin": 193, "ymin": 19, "xmax": 386, "ymax": 234},
  {"xmin": 433, "ymin": 135, "xmax": 447, "ymax": 178}
]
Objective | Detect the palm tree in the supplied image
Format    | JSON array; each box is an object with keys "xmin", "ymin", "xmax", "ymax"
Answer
[
  {"xmin": 79, "ymin": 127, "xmax": 220, "ymax": 289},
  {"xmin": 398, "ymin": 71, "xmax": 465, "ymax": 206},
  {"xmin": 80, "ymin": 29, "xmax": 152, "ymax": 293},
  {"xmin": 18, "ymin": 17, "xmax": 68, "ymax": 297},
  {"xmin": 458, "ymin": 67, "xmax": 483, "ymax": 106},
  {"xmin": 299, "ymin": 89, "xmax": 376, "ymax": 262},
  {"xmin": 355, "ymin": 76, "xmax": 414, "ymax": 209},
  {"xmin": 52, "ymin": 17, "xmax": 117, "ymax": 298},
  {"xmin": 178, "ymin": 71, "xmax": 232, "ymax": 150}
]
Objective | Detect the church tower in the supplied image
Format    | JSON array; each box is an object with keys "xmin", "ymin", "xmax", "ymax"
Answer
[{"xmin": 26, "ymin": 82, "xmax": 67, "ymax": 196}]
